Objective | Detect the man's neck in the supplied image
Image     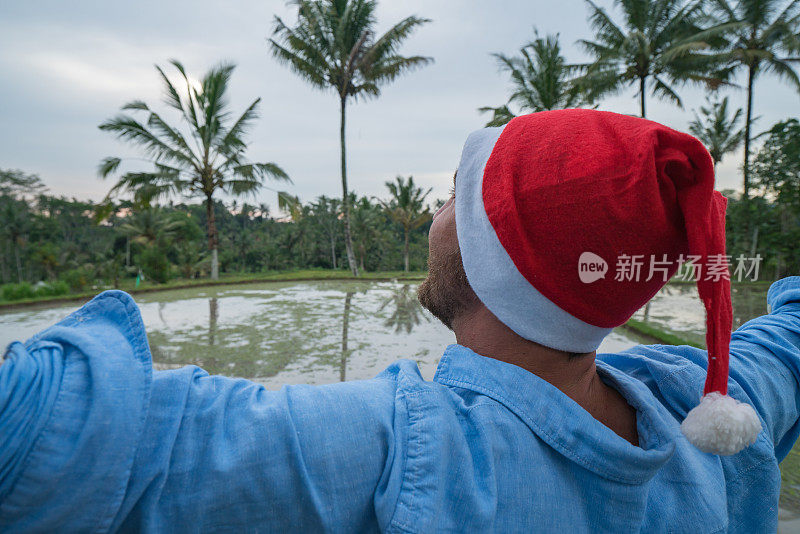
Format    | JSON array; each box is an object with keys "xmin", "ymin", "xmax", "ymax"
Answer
[
  {"xmin": 452, "ymin": 305, "xmax": 600, "ymax": 399},
  {"xmin": 451, "ymin": 304, "xmax": 639, "ymax": 447}
]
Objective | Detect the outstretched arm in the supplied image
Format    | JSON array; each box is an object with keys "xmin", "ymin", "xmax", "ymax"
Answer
[
  {"xmin": 727, "ymin": 276, "xmax": 800, "ymax": 460},
  {"xmin": 0, "ymin": 291, "xmax": 398, "ymax": 532},
  {"xmin": 601, "ymin": 277, "xmax": 800, "ymax": 459}
]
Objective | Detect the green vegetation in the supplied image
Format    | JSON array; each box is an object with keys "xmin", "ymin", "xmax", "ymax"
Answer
[
  {"xmin": 623, "ymin": 317, "xmax": 705, "ymax": 348},
  {"xmin": 0, "ymin": 167, "xmax": 434, "ymax": 304},
  {"xmin": 98, "ymin": 60, "xmax": 290, "ymax": 280},
  {"xmin": 479, "ymin": 32, "xmax": 590, "ymax": 126},
  {"xmin": 688, "ymin": 96, "xmax": 745, "ymax": 166},
  {"xmin": 270, "ymin": 0, "xmax": 432, "ymax": 276},
  {"xmin": 578, "ymin": 0, "xmax": 720, "ymax": 118},
  {"xmin": 725, "ymin": 119, "xmax": 800, "ymax": 278},
  {"xmin": 707, "ymin": 0, "xmax": 800, "ymax": 198},
  {"xmin": 378, "ymin": 176, "xmax": 432, "ymax": 272}
]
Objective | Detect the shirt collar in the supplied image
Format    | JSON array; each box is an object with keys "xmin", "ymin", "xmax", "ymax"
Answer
[{"xmin": 433, "ymin": 344, "xmax": 678, "ymax": 485}]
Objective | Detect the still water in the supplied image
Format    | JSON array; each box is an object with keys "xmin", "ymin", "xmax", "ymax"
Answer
[
  {"xmin": 0, "ymin": 280, "xmax": 640, "ymax": 387},
  {"xmin": 0, "ymin": 280, "xmax": 797, "ymax": 529}
]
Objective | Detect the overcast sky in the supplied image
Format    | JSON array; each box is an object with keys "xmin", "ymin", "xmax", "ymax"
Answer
[{"xmin": 1, "ymin": 0, "xmax": 798, "ymax": 211}]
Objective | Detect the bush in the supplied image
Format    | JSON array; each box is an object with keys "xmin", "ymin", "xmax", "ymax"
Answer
[
  {"xmin": 60, "ymin": 269, "xmax": 90, "ymax": 292},
  {"xmin": 0, "ymin": 281, "xmax": 73, "ymax": 302},
  {"xmin": 140, "ymin": 247, "xmax": 171, "ymax": 284},
  {"xmin": 1, "ymin": 282, "xmax": 35, "ymax": 301},
  {"xmin": 35, "ymin": 281, "xmax": 69, "ymax": 297}
]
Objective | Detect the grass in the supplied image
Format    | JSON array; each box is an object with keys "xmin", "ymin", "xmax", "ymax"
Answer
[
  {"xmin": 621, "ymin": 317, "xmax": 705, "ymax": 349},
  {"xmin": 0, "ymin": 269, "xmax": 427, "ymax": 309}
]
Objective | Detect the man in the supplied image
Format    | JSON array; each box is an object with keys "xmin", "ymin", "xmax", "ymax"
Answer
[{"xmin": 1, "ymin": 110, "xmax": 799, "ymax": 533}]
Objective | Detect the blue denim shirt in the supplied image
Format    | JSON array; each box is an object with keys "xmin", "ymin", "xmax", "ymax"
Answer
[{"xmin": 2, "ymin": 277, "xmax": 800, "ymax": 533}]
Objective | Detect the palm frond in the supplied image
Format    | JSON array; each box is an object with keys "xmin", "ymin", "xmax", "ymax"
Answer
[{"xmin": 98, "ymin": 157, "xmax": 122, "ymax": 178}]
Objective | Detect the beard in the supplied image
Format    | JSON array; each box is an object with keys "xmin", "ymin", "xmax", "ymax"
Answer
[{"xmin": 417, "ymin": 245, "xmax": 479, "ymax": 330}]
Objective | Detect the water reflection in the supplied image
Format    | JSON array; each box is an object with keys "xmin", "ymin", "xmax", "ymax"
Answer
[
  {"xmin": 208, "ymin": 297, "xmax": 218, "ymax": 346},
  {"xmin": 632, "ymin": 283, "xmax": 769, "ymax": 346},
  {"xmin": 379, "ymin": 284, "xmax": 429, "ymax": 334},
  {"xmin": 340, "ymin": 291, "xmax": 352, "ymax": 382},
  {"xmin": 123, "ymin": 281, "xmax": 460, "ymax": 384}
]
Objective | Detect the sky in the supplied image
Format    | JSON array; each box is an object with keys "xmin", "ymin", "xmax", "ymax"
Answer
[{"xmin": 0, "ymin": 0, "xmax": 798, "ymax": 212}]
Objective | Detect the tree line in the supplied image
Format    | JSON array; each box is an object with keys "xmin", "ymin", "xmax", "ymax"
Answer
[
  {"xmin": 0, "ymin": 170, "xmax": 433, "ymax": 299},
  {"xmin": 2, "ymin": 112, "xmax": 797, "ymax": 300}
]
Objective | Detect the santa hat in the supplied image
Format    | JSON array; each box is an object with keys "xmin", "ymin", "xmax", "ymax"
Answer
[{"xmin": 454, "ymin": 109, "xmax": 761, "ymax": 455}]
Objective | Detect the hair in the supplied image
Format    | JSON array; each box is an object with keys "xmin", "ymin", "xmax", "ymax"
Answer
[
  {"xmin": 567, "ymin": 351, "xmax": 591, "ymax": 360},
  {"xmin": 417, "ymin": 245, "xmax": 479, "ymax": 330}
]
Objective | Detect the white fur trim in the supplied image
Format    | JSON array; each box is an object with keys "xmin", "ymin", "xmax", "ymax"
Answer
[
  {"xmin": 454, "ymin": 127, "xmax": 613, "ymax": 352},
  {"xmin": 680, "ymin": 393, "xmax": 762, "ymax": 455}
]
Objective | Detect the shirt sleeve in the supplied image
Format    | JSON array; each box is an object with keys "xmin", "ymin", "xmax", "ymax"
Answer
[
  {"xmin": 0, "ymin": 290, "xmax": 400, "ymax": 533},
  {"xmin": 726, "ymin": 276, "xmax": 800, "ymax": 460},
  {"xmin": 115, "ymin": 370, "xmax": 398, "ymax": 532}
]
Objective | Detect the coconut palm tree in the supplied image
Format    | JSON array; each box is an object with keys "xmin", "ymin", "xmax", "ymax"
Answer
[
  {"xmin": 707, "ymin": 0, "xmax": 800, "ymax": 198},
  {"xmin": 270, "ymin": 0, "xmax": 432, "ymax": 276},
  {"xmin": 480, "ymin": 32, "xmax": 591, "ymax": 126},
  {"xmin": 98, "ymin": 60, "xmax": 290, "ymax": 279},
  {"xmin": 688, "ymin": 96, "xmax": 745, "ymax": 165},
  {"xmin": 379, "ymin": 176, "xmax": 431, "ymax": 272},
  {"xmin": 119, "ymin": 208, "xmax": 182, "ymax": 247},
  {"xmin": 578, "ymin": 0, "xmax": 721, "ymax": 117}
]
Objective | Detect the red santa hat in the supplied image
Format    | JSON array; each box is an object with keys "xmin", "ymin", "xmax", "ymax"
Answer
[{"xmin": 454, "ymin": 109, "xmax": 761, "ymax": 455}]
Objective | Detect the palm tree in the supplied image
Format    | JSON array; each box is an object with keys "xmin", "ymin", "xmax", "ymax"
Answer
[
  {"xmin": 270, "ymin": 0, "xmax": 432, "ymax": 276},
  {"xmin": 98, "ymin": 60, "xmax": 290, "ymax": 279},
  {"xmin": 480, "ymin": 32, "xmax": 591, "ymax": 126},
  {"xmin": 578, "ymin": 0, "xmax": 720, "ymax": 117},
  {"xmin": 119, "ymin": 208, "xmax": 182, "ymax": 247},
  {"xmin": 707, "ymin": 0, "xmax": 800, "ymax": 198},
  {"xmin": 379, "ymin": 176, "xmax": 431, "ymax": 272},
  {"xmin": 688, "ymin": 95, "xmax": 745, "ymax": 165}
]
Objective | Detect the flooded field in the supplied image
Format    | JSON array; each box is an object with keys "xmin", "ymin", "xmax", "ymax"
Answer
[
  {"xmin": 0, "ymin": 280, "xmax": 640, "ymax": 387},
  {"xmin": 1, "ymin": 279, "xmax": 797, "ymax": 528}
]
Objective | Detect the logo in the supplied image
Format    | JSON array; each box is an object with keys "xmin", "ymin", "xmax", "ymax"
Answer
[{"xmin": 578, "ymin": 252, "xmax": 608, "ymax": 283}]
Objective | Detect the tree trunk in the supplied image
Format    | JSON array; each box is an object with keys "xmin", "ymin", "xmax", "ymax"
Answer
[
  {"xmin": 743, "ymin": 65, "xmax": 756, "ymax": 200},
  {"xmin": 125, "ymin": 236, "xmax": 131, "ymax": 267},
  {"xmin": 14, "ymin": 240, "xmax": 23, "ymax": 284},
  {"xmin": 339, "ymin": 97, "xmax": 359, "ymax": 277},
  {"xmin": 403, "ymin": 226, "xmax": 410, "ymax": 272},
  {"xmin": 340, "ymin": 291, "xmax": 353, "ymax": 382},
  {"xmin": 0, "ymin": 239, "xmax": 8, "ymax": 283},
  {"xmin": 639, "ymin": 77, "xmax": 646, "ymax": 118},
  {"xmin": 330, "ymin": 233, "xmax": 337, "ymax": 270},
  {"xmin": 206, "ymin": 194, "xmax": 219, "ymax": 280}
]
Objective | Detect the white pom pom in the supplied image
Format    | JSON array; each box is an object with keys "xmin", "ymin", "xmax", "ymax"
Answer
[{"xmin": 680, "ymin": 392, "xmax": 762, "ymax": 455}]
